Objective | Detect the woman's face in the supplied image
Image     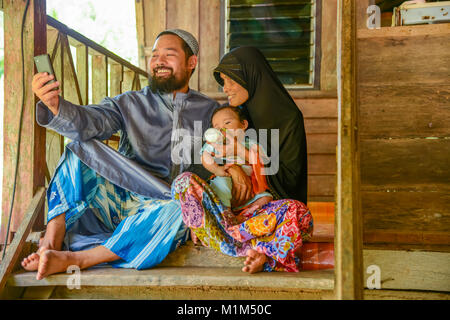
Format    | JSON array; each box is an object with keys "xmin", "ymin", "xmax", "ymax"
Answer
[{"xmin": 220, "ymin": 73, "xmax": 249, "ymax": 107}]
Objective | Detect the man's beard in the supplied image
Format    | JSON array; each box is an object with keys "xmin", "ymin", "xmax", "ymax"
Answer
[{"xmin": 149, "ymin": 69, "xmax": 190, "ymax": 94}]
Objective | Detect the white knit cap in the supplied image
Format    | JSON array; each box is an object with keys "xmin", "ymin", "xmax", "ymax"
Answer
[{"xmin": 156, "ymin": 29, "xmax": 199, "ymax": 56}]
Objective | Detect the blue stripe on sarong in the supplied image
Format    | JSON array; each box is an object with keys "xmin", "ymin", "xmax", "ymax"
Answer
[{"xmin": 47, "ymin": 148, "xmax": 188, "ymax": 270}]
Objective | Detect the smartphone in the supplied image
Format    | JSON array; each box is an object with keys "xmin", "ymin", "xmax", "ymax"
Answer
[{"xmin": 34, "ymin": 54, "xmax": 57, "ymax": 85}]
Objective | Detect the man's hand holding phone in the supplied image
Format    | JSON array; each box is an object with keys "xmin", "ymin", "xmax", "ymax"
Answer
[{"xmin": 32, "ymin": 72, "xmax": 60, "ymax": 115}]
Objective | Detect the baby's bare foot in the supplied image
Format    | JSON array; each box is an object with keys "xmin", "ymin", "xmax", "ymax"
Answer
[{"xmin": 242, "ymin": 249, "xmax": 267, "ymax": 274}]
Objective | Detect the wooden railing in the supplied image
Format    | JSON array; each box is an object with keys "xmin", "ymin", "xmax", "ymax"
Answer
[
  {"xmin": 45, "ymin": 16, "xmax": 149, "ymax": 181},
  {"xmin": 0, "ymin": 187, "xmax": 46, "ymax": 294}
]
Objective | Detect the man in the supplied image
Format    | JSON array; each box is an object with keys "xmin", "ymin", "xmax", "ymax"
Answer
[{"xmin": 21, "ymin": 29, "xmax": 253, "ymax": 280}]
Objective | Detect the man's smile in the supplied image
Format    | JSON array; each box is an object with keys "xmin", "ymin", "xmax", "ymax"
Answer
[{"xmin": 154, "ymin": 68, "xmax": 173, "ymax": 77}]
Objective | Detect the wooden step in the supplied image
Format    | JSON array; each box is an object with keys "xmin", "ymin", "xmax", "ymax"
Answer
[{"xmin": 5, "ymin": 267, "xmax": 334, "ymax": 299}]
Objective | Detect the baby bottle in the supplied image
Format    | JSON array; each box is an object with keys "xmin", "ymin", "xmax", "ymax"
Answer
[{"xmin": 204, "ymin": 128, "xmax": 227, "ymax": 144}]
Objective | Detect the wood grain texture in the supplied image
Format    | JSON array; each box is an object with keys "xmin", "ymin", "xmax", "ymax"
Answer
[
  {"xmin": 0, "ymin": 188, "xmax": 45, "ymax": 294},
  {"xmin": 109, "ymin": 63, "xmax": 123, "ymax": 97},
  {"xmin": 76, "ymin": 45, "xmax": 89, "ymax": 104},
  {"xmin": 361, "ymin": 189, "xmax": 450, "ymax": 234},
  {"xmin": 91, "ymin": 55, "xmax": 108, "ymax": 104},
  {"xmin": 360, "ymin": 138, "xmax": 450, "ymax": 187},
  {"xmin": 166, "ymin": 0, "xmax": 200, "ymax": 90},
  {"xmin": 335, "ymin": 0, "xmax": 364, "ymax": 300},
  {"xmin": 1, "ymin": 0, "xmax": 47, "ymax": 242},
  {"xmin": 359, "ymin": 84, "xmax": 450, "ymax": 138},
  {"xmin": 357, "ymin": 30, "xmax": 450, "ymax": 86},
  {"xmin": 307, "ymin": 134, "xmax": 337, "ymax": 155},
  {"xmin": 363, "ymin": 249, "xmax": 450, "ymax": 292},
  {"xmin": 199, "ymin": 0, "xmax": 221, "ymax": 92},
  {"xmin": 319, "ymin": 0, "xmax": 337, "ymax": 91}
]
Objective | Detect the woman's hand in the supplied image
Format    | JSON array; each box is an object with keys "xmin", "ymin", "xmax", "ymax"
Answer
[{"xmin": 226, "ymin": 165, "xmax": 254, "ymax": 208}]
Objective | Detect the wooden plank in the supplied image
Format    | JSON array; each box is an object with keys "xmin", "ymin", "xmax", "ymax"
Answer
[
  {"xmin": 110, "ymin": 63, "xmax": 123, "ymax": 97},
  {"xmin": 199, "ymin": 0, "xmax": 220, "ymax": 92},
  {"xmin": 45, "ymin": 130, "xmax": 63, "ymax": 185},
  {"xmin": 360, "ymin": 139, "xmax": 450, "ymax": 187},
  {"xmin": 357, "ymin": 32, "xmax": 450, "ymax": 86},
  {"xmin": 46, "ymin": 27, "xmax": 59, "ymax": 57},
  {"xmin": 304, "ymin": 118, "xmax": 337, "ymax": 134},
  {"xmin": 143, "ymin": 0, "xmax": 166, "ymax": 70},
  {"xmin": 61, "ymin": 34, "xmax": 82, "ymax": 105},
  {"xmin": 357, "ymin": 22, "xmax": 450, "ymax": 39},
  {"xmin": 309, "ymin": 175, "xmax": 335, "ymax": 198},
  {"xmin": 122, "ymin": 69, "xmax": 134, "ymax": 93},
  {"xmin": 363, "ymin": 249, "xmax": 450, "ymax": 292},
  {"xmin": 359, "ymin": 84, "xmax": 450, "ymax": 138},
  {"xmin": 295, "ymin": 98, "xmax": 338, "ymax": 118},
  {"xmin": 320, "ymin": 0, "xmax": 338, "ymax": 91},
  {"xmin": 76, "ymin": 44, "xmax": 89, "ymax": 105},
  {"xmin": 335, "ymin": 0, "xmax": 363, "ymax": 300},
  {"xmin": 364, "ymin": 230, "xmax": 450, "ymax": 247},
  {"xmin": 92, "ymin": 55, "xmax": 108, "ymax": 104},
  {"xmin": 307, "ymin": 134, "xmax": 337, "ymax": 155},
  {"xmin": 356, "ymin": 0, "xmax": 372, "ymax": 29},
  {"xmin": 361, "ymin": 189, "xmax": 450, "ymax": 237},
  {"xmin": 0, "ymin": 188, "xmax": 46, "ymax": 293},
  {"xmin": 2, "ymin": 0, "xmax": 47, "ymax": 243},
  {"xmin": 7, "ymin": 267, "xmax": 334, "ymax": 290},
  {"xmin": 21, "ymin": 286, "xmax": 56, "ymax": 299},
  {"xmin": 309, "ymin": 154, "xmax": 336, "ymax": 175},
  {"xmin": 364, "ymin": 289, "xmax": 450, "ymax": 300},
  {"xmin": 135, "ymin": 0, "xmax": 147, "ymax": 70},
  {"xmin": 166, "ymin": 0, "xmax": 200, "ymax": 90}
]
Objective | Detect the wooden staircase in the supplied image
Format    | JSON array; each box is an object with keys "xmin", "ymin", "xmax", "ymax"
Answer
[{"xmin": 1, "ymin": 202, "xmax": 335, "ymax": 300}]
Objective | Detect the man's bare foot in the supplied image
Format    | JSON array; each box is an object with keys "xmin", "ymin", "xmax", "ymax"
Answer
[
  {"xmin": 242, "ymin": 249, "xmax": 267, "ymax": 274},
  {"xmin": 21, "ymin": 245, "xmax": 49, "ymax": 272},
  {"xmin": 21, "ymin": 252, "xmax": 40, "ymax": 271},
  {"xmin": 36, "ymin": 248, "xmax": 78, "ymax": 280}
]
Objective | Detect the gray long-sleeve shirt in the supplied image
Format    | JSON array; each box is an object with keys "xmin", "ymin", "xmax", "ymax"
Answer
[{"xmin": 36, "ymin": 86, "xmax": 219, "ymax": 200}]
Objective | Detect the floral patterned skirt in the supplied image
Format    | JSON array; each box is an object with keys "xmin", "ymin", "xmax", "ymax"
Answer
[{"xmin": 171, "ymin": 172, "xmax": 314, "ymax": 272}]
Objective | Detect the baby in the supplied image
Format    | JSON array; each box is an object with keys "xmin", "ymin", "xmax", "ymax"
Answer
[{"xmin": 201, "ymin": 106, "xmax": 273, "ymax": 216}]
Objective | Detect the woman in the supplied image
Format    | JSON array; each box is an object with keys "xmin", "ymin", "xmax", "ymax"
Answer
[{"xmin": 172, "ymin": 46, "xmax": 312, "ymax": 273}]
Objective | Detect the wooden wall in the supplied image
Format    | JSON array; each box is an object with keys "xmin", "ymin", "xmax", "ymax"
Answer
[
  {"xmin": 357, "ymin": 24, "xmax": 450, "ymax": 249},
  {"xmin": 135, "ymin": 0, "xmax": 339, "ymax": 202}
]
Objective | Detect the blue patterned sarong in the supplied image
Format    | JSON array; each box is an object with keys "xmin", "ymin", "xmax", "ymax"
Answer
[{"xmin": 47, "ymin": 148, "xmax": 189, "ymax": 270}]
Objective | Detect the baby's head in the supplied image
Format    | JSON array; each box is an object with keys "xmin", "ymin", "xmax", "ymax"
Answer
[{"xmin": 211, "ymin": 106, "xmax": 248, "ymax": 132}]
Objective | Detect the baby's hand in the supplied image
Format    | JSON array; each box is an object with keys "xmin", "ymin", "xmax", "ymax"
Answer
[{"xmin": 250, "ymin": 196, "xmax": 273, "ymax": 210}]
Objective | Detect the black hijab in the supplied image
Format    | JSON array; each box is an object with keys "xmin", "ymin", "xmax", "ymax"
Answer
[{"xmin": 213, "ymin": 46, "xmax": 308, "ymax": 204}]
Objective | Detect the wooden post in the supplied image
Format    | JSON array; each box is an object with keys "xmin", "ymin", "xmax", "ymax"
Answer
[
  {"xmin": 335, "ymin": 0, "xmax": 364, "ymax": 299},
  {"xmin": 1, "ymin": 0, "xmax": 47, "ymax": 244}
]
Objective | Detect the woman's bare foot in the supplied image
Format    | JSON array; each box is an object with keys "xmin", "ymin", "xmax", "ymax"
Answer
[
  {"xmin": 242, "ymin": 249, "xmax": 267, "ymax": 274},
  {"xmin": 36, "ymin": 248, "xmax": 77, "ymax": 280}
]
